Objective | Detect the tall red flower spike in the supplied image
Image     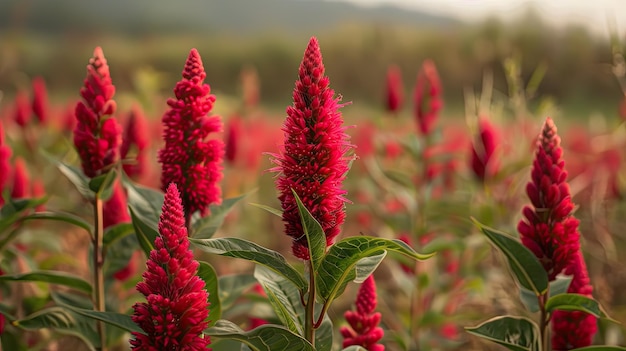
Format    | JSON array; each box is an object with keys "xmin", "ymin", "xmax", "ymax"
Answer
[
  {"xmin": 224, "ymin": 114, "xmax": 243, "ymax": 165},
  {"xmin": 73, "ymin": 47, "xmax": 122, "ymax": 178},
  {"xmin": 32, "ymin": 77, "xmax": 49, "ymax": 124},
  {"xmin": 159, "ymin": 49, "xmax": 224, "ymax": 221},
  {"xmin": 414, "ymin": 60, "xmax": 443, "ymax": 135},
  {"xmin": 271, "ymin": 37, "xmax": 352, "ymax": 260},
  {"xmin": 131, "ymin": 183, "xmax": 211, "ymax": 350},
  {"xmin": 11, "ymin": 157, "xmax": 30, "ymax": 199},
  {"xmin": 340, "ymin": 276, "xmax": 385, "ymax": 351},
  {"xmin": 385, "ymin": 64, "xmax": 403, "ymax": 114},
  {"xmin": 121, "ymin": 105, "xmax": 150, "ymax": 179},
  {"xmin": 0, "ymin": 121, "xmax": 12, "ymax": 206},
  {"xmin": 470, "ymin": 118, "xmax": 499, "ymax": 182},
  {"xmin": 13, "ymin": 91, "xmax": 31, "ymax": 128},
  {"xmin": 517, "ymin": 117, "xmax": 596, "ymax": 349}
]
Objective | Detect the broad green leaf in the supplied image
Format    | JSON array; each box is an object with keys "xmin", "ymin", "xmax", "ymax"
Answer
[
  {"xmin": 88, "ymin": 169, "xmax": 117, "ymax": 201},
  {"xmin": 570, "ymin": 347, "xmax": 626, "ymax": 351},
  {"xmin": 103, "ymin": 232, "xmax": 137, "ymax": 279},
  {"xmin": 249, "ymin": 203, "xmax": 283, "ymax": 218},
  {"xmin": 219, "ymin": 274, "xmax": 258, "ymax": 310},
  {"xmin": 51, "ymin": 291, "xmax": 93, "ymax": 310},
  {"xmin": 22, "ymin": 211, "xmax": 93, "ymax": 234},
  {"xmin": 0, "ymin": 197, "xmax": 48, "ymax": 233},
  {"xmin": 0, "ymin": 271, "xmax": 92, "ymax": 294},
  {"xmin": 1, "ymin": 331, "xmax": 28, "ymax": 351},
  {"xmin": 354, "ymin": 251, "xmax": 387, "ymax": 283},
  {"xmin": 190, "ymin": 237, "xmax": 307, "ymax": 292},
  {"xmin": 521, "ymin": 274, "xmax": 574, "ymax": 313},
  {"xmin": 317, "ymin": 236, "xmax": 433, "ymax": 304},
  {"xmin": 13, "ymin": 306, "xmax": 99, "ymax": 350},
  {"xmin": 519, "ymin": 287, "xmax": 540, "ymax": 313},
  {"xmin": 254, "ymin": 265, "xmax": 303, "ymax": 335},
  {"xmin": 465, "ymin": 316, "xmax": 540, "ymax": 351},
  {"xmin": 124, "ymin": 177, "xmax": 164, "ymax": 225},
  {"xmin": 315, "ymin": 312, "xmax": 333, "ymax": 351},
  {"xmin": 64, "ymin": 308, "xmax": 142, "ymax": 334},
  {"xmin": 473, "ymin": 219, "xmax": 549, "ymax": 295},
  {"xmin": 52, "ymin": 158, "xmax": 94, "ymax": 200},
  {"xmin": 292, "ymin": 189, "xmax": 325, "ymax": 272},
  {"xmin": 198, "ymin": 261, "xmax": 221, "ymax": 328},
  {"xmin": 550, "ymin": 275, "xmax": 573, "ymax": 297},
  {"xmin": 103, "ymin": 222, "xmax": 135, "ymax": 246},
  {"xmin": 192, "ymin": 193, "xmax": 248, "ymax": 239},
  {"xmin": 545, "ymin": 294, "xmax": 602, "ymax": 317},
  {"xmin": 129, "ymin": 206, "xmax": 159, "ymax": 257},
  {"xmin": 206, "ymin": 319, "xmax": 314, "ymax": 351}
]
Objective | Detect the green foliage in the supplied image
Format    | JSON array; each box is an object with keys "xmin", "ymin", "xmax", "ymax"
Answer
[
  {"xmin": 0, "ymin": 271, "xmax": 93, "ymax": 294},
  {"xmin": 206, "ymin": 319, "xmax": 315, "ymax": 351},
  {"xmin": 191, "ymin": 192, "xmax": 249, "ymax": 239},
  {"xmin": 465, "ymin": 316, "xmax": 540, "ymax": 351},
  {"xmin": 198, "ymin": 261, "xmax": 222, "ymax": 328}
]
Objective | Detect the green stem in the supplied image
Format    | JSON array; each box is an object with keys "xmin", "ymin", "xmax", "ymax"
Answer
[
  {"xmin": 304, "ymin": 259, "xmax": 316, "ymax": 346},
  {"xmin": 93, "ymin": 195, "xmax": 107, "ymax": 351}
]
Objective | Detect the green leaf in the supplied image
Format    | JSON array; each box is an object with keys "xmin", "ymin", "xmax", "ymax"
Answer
[
  {"xmin": 249, "ymin": 203, "xmax": 283, "ymax": 218},
  {"xmin": 473, "ymin": 219, "xmax": 549, "ymax": 295},
  {"xmin": 570, "ymin": 347, "xmax": 626, "ymax": 351},
  {"xmin": 0, "ymin": 197, "xmax": 48, "ymax": 233},
  {"xmin": 317, "ymin": 236, "xmax": 433, "ymax": 304},
  {"xmin": 22, "ymin": 211, "xmax": 93, "ymax": 234},
  {"xmin": 190, "ymin": 237, "xmax": 307, "ymax": 293},
  {"xmin": 522, "ymin": 274, "xmax": 573, "ymax": 313},
  {"xmin": 129, "ymin": 206, "xmax": 159, "ymax": 257},
  {"xmin": 545, "ymin": 293, "xmax": 602, "ymax": 317},
  {"xmin": 48, "ymin": 154, "xmax": 93, "ymax": 200},
  {"xmin": 13, "ymin": 307, "xmax": 99, "ymax": 350},
  {"xmin": 219, "ymin": 274, "xmax": 258, "ymax": 310},
  {"xmin": 124, "ymin": 177, "xmax": 164, "ymax": 225},
  {"xmin": 519, "ymin": 287, "xmax": 540, "ymax": 313},
  {"xmin": 51, "ymin": 291, "xmax": 93, "ymax": 310},
  {"xmin": 292, "ymin": 189, "xmax": 325, "ymax": 272},
  {"xmin": 0, "ymin": 271, "xmax": 92, "ymax": 294},
  {"xmin": 192, "ymin": 193, "xmax": 248, "ymax": 239},
  {"xmin": 465, "ymin": 316, "xmax": 540, "ymax": 351},
  {"xmin": 103, "ymin": 232, "xmax": 137, "ymax": 279},
  {"xmin": 65, "ymin": 308, "xmax": 142, "ymax": 334},
  {"xmin": 88, "ymin": 169, "xmax": 117, "ymax": 201},
  {"xmin": 198, "ymin": 261, "xmax": 222, "ymax": 328},
  {"xmin": 103, "ymin": 222, "xmax": 135, "ymax": 246},
  {"xmin": 254, "ymin": 265, "xmax": 303, "ymax": 335},
  {"xmin": 315, "ymin": 312, "xmax": 333, "ymax": 351},
  {"xmin": 550, "ymin": 275, "xmax": 573, "ymax": 297},
  {"xmin": 206, "ymin": 319, "xmax": 314, "ymax": 351}
]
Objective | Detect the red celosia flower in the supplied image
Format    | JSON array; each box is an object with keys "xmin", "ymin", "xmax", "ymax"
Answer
[
  {"xmin": 517, "ymin": 117, "xmax": 596, "ymax": 348},
  {"xmin": 0, "ymin": 121, "xmax": 12, "ymax": 206},
  {"xmin": 121, "ymin": 105, "xmax": 150, "ymax": 179},
  {"xmin": 32, "ymin": 77, "xmax": 49, "ymax": 124},
  {"xmin": 11, "ymin": 157, "xmax": 30, "ymax": 199},
  {"xmin": 414, "ymin": 60, "xmax": 443, "ymax": 135},
  {"xmin": 13, "ymin": 91, "xmax": 31, "ymax": 127},
  {"xmin": 470, "ymin": 118, "xmax": 499, "ymax": 182},
  {"xmin": 340, "ymin": 276, "xmax": 385, "ymax": 351},
  {"xmin": 224, "ymin": 114, "xmax": 243, "ymax": 165},
  {"xmin": 131, "ymin": 183, "xmax": 210, "ymax": 350},
  {"xmin": 103, "ymin": 180, "xmax": 130, "ymax": 229},
  {"xmin": 73, "ymin": 47, "xmax": 122, "ymax": 178},
  {"xmin": 385, "ymin": 65, "xmax": 403, "ymax": 114},
  {"xmin": 271, "ymin": 37, "xmax": 352, "ymax": 260},
  {"xmin": 158, "ymin": 49, "xmax": 224, "ymax": 221}
]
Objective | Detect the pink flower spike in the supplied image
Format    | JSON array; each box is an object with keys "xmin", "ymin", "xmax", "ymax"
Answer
[
  {"xmin": 13, "ymin": 91, "xmax": 31, "ymax": 128},
  {"xmin": 73, "ymin": 47, "xmax": 122, "ymax": 178},
  {"xmin": 224, "ymin": 114, "xmax": 243, "ymax": 165},
  {"xmin": 271, "ymin": 37, "xmax": 352, "ymax": 260},
  {"xmin": 385, "ymin": 64, "xmax": 403, "ymax": 114},
  {"xmin": 0, "ymin": 121, "xmax": 12, "ymax": 206},
  {"xmin": 470, "ymin": 118, "xmax": 499, "ymax": 182},
  {"xmin": 158, "ymin": 49, "xmax": 224, "ymax": 221},
  {"xmin": 103, "ymin": 180, "xmax": 130, "ymax": 229},
  {"xmin": 11, "ymin": 158, "xmax": 30, "ymax": 199},
  {"xmin": 340, "ymin": 276, "xmax": 385, "ymax": 351},
  {"xmin": 414, "ymin": 60, "xmax": 443, "ymax": 135},
  {"xmin": 121, "ymin": 105, "xmax": 150, "ymax": 179},
  {"xmin": 32, "ymin": 77, "xmax": 49, "ymax": 124},
  {"xmin": 130, "ymin": 183, "xmax": 211, "ymax": 350}
]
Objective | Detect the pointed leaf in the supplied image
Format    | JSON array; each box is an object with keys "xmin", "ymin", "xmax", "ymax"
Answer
[
  {"xmin": 0, "ymin": 271, "xmax": 92, "ymax": 294},
  {"xmin": 315, "ymin": 312, "xmax": 333, "ymax": 351},
  {"xmin": 473, "ymin": 219, "xmax": 549, "ymax": 295},
  {"xmin": 104, "ymin": 232, "xmax": 137, "ymax": 279},
  {"xmin": 519, "ymin": 287, "xmax": 540, "ymax": 313},
  {"xmin": 198, "ymin": 261, "xmax": 221, "ymax": 328},
  {"xmin": 88, "ymin": 169, "xmax": 117, "ymax": 201},
  {"xmin": 124, "ymin": 177, "xmax": 164, "ymax": 225},
  {"xmin": 64, "ymin": 308, "xmax": 142, "ymax": 334},
  {"xmin": 0, "ymin": 197, "xmax": 48, "ymax": 233},
  {"xmin": 54, "ymin": 160, "xmax": 94, "ymax": 200},
  {"xmin": 550, "ymin": 275, "xmax": 573, "ymax": 297},
  {"xmin": 465, "ymin": 316, "xmax": 540, "ymax": 351},
  {"xmin": 249, "ymin": 203, "xmax": 283, "ymax": 218},
  {"xmin": 254, "ymin": 265, "xmax": 303, "ymax": 335},
  {"xmin": 545, "ymin": 293, "xmax": 602, "ymax": 317},
  {"xmin": 129, "ymin": 206, "xmax": 159, "ymax": 257},
  {"xmin": 190, "ymin": 237, "xmax": 307, "ymax": 292},
  {"xmin": 103, "ymin": 222, "xmax": 135, "ymax": 246},
  {"xmin": 206, "ymin": 319, "xmax": 314, "ymax": 351},
  {"xmin": 22, "ymin": 211, "xmax": 93, "ymax": 235},
  {"xmin": 192, "ymin": 193, "xmax": 248, "ymax": 239},
  {"xmin": 292, "ymin": 189, "xmax": 325, "ymax": 272},
  {"xmin": 317, "ymin": 236, "xmax": 433, "ymax": 304}
]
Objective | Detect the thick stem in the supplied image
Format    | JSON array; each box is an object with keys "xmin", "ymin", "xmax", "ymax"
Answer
[
  {"xmin": 93, "ymin": 196, "xmax": 107, "ymax": 351},
  {"xmin": 304, "ymin": 259, "xmax": 316, "ymax": 346}
]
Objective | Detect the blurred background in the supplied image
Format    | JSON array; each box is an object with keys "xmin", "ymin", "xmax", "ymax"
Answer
[{"xmin": 1, "ymin": 0, "xmax": 625, "ymax": 119}]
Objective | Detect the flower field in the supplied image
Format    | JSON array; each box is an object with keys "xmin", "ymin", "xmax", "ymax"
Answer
[{"xmin": 0, "ymin": 32, "xmax": 625, "ymax": 351}]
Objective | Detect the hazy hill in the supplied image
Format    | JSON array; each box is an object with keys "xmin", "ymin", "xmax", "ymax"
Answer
[{"xmin": 0, "ymin": 0, "xmax": 461, "ymax": 36}]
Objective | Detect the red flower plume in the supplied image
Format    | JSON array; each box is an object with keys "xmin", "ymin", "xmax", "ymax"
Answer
[
  {"xmin": 414, "ymin": 60, "xmax": 443, "ymax": 135},
  {"xmin": 340, "ymin": 276, "xmax": 385, "ymax": 351}
]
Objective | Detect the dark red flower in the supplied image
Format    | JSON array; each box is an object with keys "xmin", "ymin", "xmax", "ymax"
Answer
[
  {"xmin": 340, "ymin": 276, "xmax": 385, "ymax": 351},
  {"xmin": 131, "ymin": 183, "xmax": 211, "ymax": 350},
  {"xmin": 158, "ymin": 49, "xmax": 224, "ymax": 221},
  {"xmin": 32, "ymin": 77, "xmax": 49, "ymax": 124},
  {"xmin": 414, "ymin": 60, "xmax": 443, "ymax": 135},
  {"xmin": 13, "ymin": 91, "xmax": 31, "ymax": 127},
  {"xmin": 0, "ymin": 121, "xmax": 12, "ymax": 206},
  {"xmin": 470, "ymin": 118, "xmax": 499, "ymax": 182},
  {"xmin": 270, "ymin": 37, "xmax": 352, "ymax": 260},
  {"xmin": 121, "ymin": 105, "xmax": 150, "ymax": 179},
  {"xmin": 73, "ymin": 47, "xmax": 122, "ymax": 178},
  {"xmin": 103, "ymin": 180, "xmax": 130, "ymax": 229},
  {"xmin": 11, "ymin": 157, "xmax": 30, "ymax": 199},
  {"xmin": 224, "ymin": 114, "xmax": 243, "ymax": 165},
  {"xmin": 385, "ymin": 65, "xmax": 403, "ymax": 114},
  {"xmin": 517, "ymin": 117, "xmax": 596, "ymax": 348}
]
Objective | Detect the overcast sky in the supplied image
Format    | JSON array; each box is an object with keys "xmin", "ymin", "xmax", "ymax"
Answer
[{"xmin": 340, "ymin": 0, "xmax": 626, "ymax": 37}]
